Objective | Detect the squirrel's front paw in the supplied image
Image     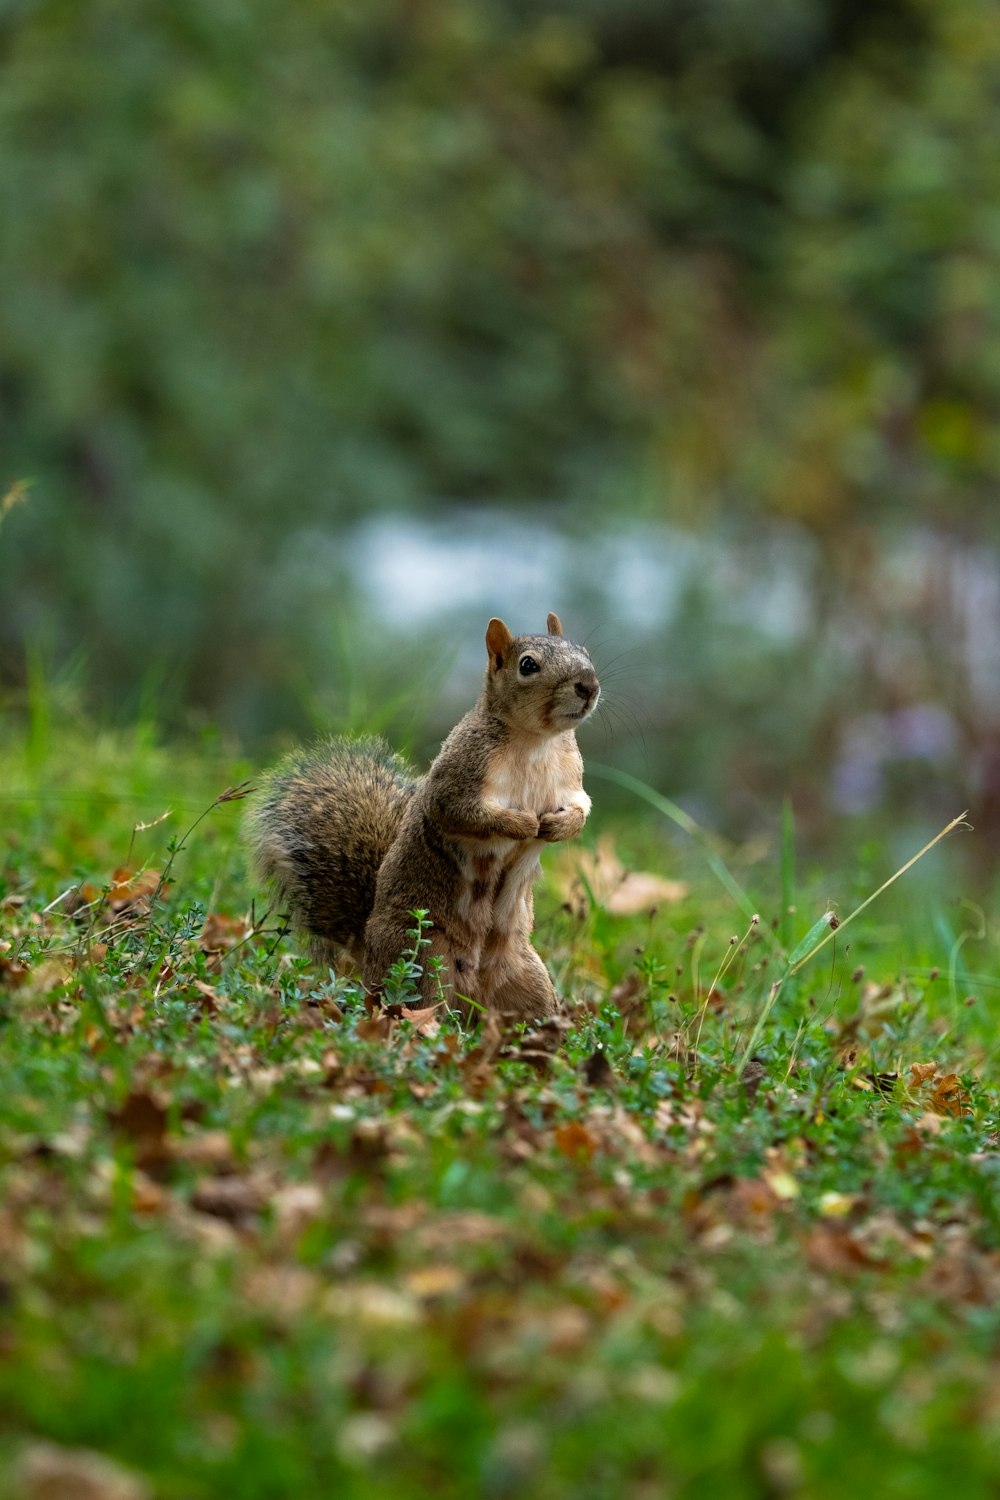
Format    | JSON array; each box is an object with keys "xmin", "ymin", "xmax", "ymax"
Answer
[
  {"xmin": 508, "ymin": 809, "xmax": 541, "ymax": 840},
  {"xmin": 538, "ymin": 806, "xmax": 585, "ymax": 842}
]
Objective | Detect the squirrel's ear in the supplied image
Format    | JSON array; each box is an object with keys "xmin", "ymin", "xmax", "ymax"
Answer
[
  {"xmin": 485, "ymin": 617, "xmax": 514, "ymax": 670},
  {"xmin": 546, "ymin": 612, "xmax": 564, "ymax": 637}
]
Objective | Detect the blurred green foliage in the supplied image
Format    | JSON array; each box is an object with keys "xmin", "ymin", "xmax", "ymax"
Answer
[{"xmin": 1, "ymin": 0, "xmax": 999, "ymax": 740}]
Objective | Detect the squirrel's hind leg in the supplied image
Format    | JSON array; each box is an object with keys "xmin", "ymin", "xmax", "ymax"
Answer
[{"xmin": 482, "ymin": 941, "xmax": 557, "ymax": 1019}]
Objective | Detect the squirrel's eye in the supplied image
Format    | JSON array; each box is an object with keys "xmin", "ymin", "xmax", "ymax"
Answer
[{"xmin": 518, "ymin": 655, "xmax": 540, "ymax": 676}]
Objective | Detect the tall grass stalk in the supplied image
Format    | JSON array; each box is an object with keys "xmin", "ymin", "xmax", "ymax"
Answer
[
  {"xmin": 735, "ymin": 811, "xmax": 971, "ymax": 1075},
  {"xmin": 780, "ymin": 797, "xmax": 796, "ymax": 949}
]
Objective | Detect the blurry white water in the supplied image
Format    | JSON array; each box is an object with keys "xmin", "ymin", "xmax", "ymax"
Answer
[
  {"xmin": 345, "ymin": 508, "xmax": 814, "ymax": 640},
  {"xmin": 336, "ymin": 508, "xmax": 999, "ymax": 819}
]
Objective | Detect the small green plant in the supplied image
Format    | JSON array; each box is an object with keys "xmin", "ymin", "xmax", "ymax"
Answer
[{"xmin": 379, "ymin": 908, "xmax": 446, "ymax": 1009}]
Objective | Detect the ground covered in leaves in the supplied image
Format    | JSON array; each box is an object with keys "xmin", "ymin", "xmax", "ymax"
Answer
[{"xmin": 1, "ymin": 720, "xmax": 999, "ymax": 1499}]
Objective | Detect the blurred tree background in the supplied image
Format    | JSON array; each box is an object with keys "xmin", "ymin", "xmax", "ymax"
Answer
[{"xmin": 2, "ymin": 0, "xmax": 999, "ymax": 855}]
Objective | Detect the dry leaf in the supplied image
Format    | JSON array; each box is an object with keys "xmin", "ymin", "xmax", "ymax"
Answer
[
  {"xmin": 404, "ymin": 1264, "xmax": 465, "ymax": 1298},
  {"xmin": 927, "ymin": 1073, "xmax": 971, "ymax": 1118},
  {"xmin": 0, "ymin": 954, "xmax": 30, "ymax": 988},
  {"xmin": 537, "ymin": 1303, "xmax": 592, "ymax": 1354},
  {"xmin": 242, "ymin": 1265, "xmax": 319, "ymax": 1320},
  {"xmin": 400, "ymin": 1003, "xmax": 442, "ymax": 1035},
  {"xmin": 609, "ymin": 970, "xmax": 645, "ymax": 1016},
  {"xmin": 557, "ymin": 836, "xmax": 688, "ymax": 915},
  {"xmin": 412, "ymin": 1211, "xmax": 508, "ymax": 1252},
  {"xmin": 727, "ymin": 1177, "xmax": 780, "ymax": 1224},
  {"xmin": 907, "ymin": 1061, "xmax": 972, "ymax": 1117},
  {"xmin": 130, "ymin": 1173, "xmax": 168, "ymax": 1215},
  {"xmin": 271, "ymin": 1182, "xmax": 325, "ymax": 1238},
  {"xmin": 604, "ymin": 872, "xmax": 690, "ymax": 916},
  {"xmin": 199, "ymin": 913, "xmax": 250, "ymax": 967},
  {"xmin": 356, "ymin": 1013, "xmax": 395, "ymax": 1043},
  {"xmin": 803, "ymin": 1225, "xmax": 880, "ymax": 1275},
  {"xmin": 107, "ymin": 868, "xmax": 163, "ymax": 917},
  {"xmin": 16, "ymin": 1442, "xmax": 150, "ymax": 1500},
  {"xmin": 186, "ymin": 979, "xmax": 226, "ymax": 1014},
  {"xmin": 554, "ymin": 1121, "xmax": 598, "ymax": 1163},
  {"xmin": 172, "ymin": 1129, "xmax": 236, "ymax": 1172},
  {"xmin": 191, "ymin": 1174, "xmax": 268, "ymax": 1223},
  {"xmin": 107, "ymin": 1090, "xmax": 169, "ymax": 1172}
]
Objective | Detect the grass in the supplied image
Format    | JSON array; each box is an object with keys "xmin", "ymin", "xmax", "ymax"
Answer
[{"xmin": 1, "ymin": 698, "xmax": 999, "ymax": 1499}]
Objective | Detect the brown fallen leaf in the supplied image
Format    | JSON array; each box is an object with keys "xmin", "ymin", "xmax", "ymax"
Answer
[
  {"xmin": 108, "ymin": 867, "xmax": 162, "ymax": 909},
  {"xmin": 727, "ymin": 1176, "xmax": 781, "ymax": 1225},
  {"xmin": 556, "ymin": 836, "xmax": 688, "ymax": 916},
  {"xmin": 0, "ymin": 953, "xmax": 30, "ymax": 988},
  {"xmin": 527, "ymin": 1303, "xmax": 592, "ymax": 1355},
  {"xmin": 463, "ymin": 1013, "xmax": 510, "ymax": 1082},
  {"xmin": 314, "ymin": 1122, "xmax": 390, "ymax": 1182},
  {"xmin": 603, "ymin": 872, "xmax": 690, "ymax": 916},
  {"xmin": 509, "ymin": 1015, "xmax": 571, "ymax": 1076},
  {"xmin": 271, "ymin": 1182, "xmax": 325, "ymax": 1240},
  {"xmin": 553, "ymin": 1120, "xmax": 598, "ymax": 1163},
  {"xmin": 853, "ymin": 1209, "xmax": 932, "ymax": 1263},
  {"xmin": 609, "ymin": 969, "xmax": 645, "ymax": 1017},
  {"xmin": 853, "ymin": 1072, "xmax": 898, "ymax": 1097},
  {"xmin": 803, "ymin": 1224, "xmax": 882, "ymax": 1275},
  {"xmin": 400, "ymin": 1003, "xmax": 442, "ymax": 1034},
  {"xmin": 100, "ymin": 869, "xmax": 165, "ymax": 930},
  {"xmin": 906, "ymin": 1061, "xmax": 972, "ymax": 1117},
  {"xmin": 190, "ymin": 1173, "xmax": 269, "ymax": 1223},
  {"xmin": 412, "ymin": 1210, "xmax": 509, "ymax": 1252},
  {"xmin": 130, "ymin": 1172, "xmax": 168, "ymax": 1216},
  {"xmin": 404, "ymin": 1264, "xmax": 465, "ymax": 1299},
  {"xmin": 183, "ymin": 978, "xmax": 227, "ymax": 1014},
  {"xmin": 927, "ymin": 1072, "xmax": 971, "ymax": 1118},
  {"xmin": 356, "ymin": 1013, "xmax": 395, "ymax": 1043},
  {"xmin": 199, "ymin": 913, "xmax": 251, "ymax": 969},
  {"xmin": 16, "ymin": 1441, "xmax": 150, "ymax": 1500},
  {"xmin": 172, "ymin": 1129, "xmax": 237, "ymax": 1173},
  {"xmin": 682, "ymin": 1174, "xmax": 780, "ymax": 1242},
  {"xmin": 242, "ymin": 1264, "xmax": 319, "ymax": 1321},
  {"xmin": 920, "ymin": 1244, "xmax": 1000, "ymax": 1306},
  {"xmin": 496, "ymin": 1099, "xmax": 543, "ymax": 1160},
  {"xmin": 107, "ymin": 1090, "xmax": 169, "ymax": 1173}
]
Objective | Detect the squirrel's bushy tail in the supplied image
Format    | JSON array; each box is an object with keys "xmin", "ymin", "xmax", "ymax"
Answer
[{"xmin": 246, "ymin": 736, "xmax": 416, "ymax": 961}]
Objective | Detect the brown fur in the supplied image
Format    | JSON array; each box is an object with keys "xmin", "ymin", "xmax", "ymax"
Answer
[
  {"xmin": 247, "ymin": 616, "xmax": 599, "ymax": 1017},
  {"xmin": 246, "ymin": 737, "xmax": 416, "ymax": 964}
]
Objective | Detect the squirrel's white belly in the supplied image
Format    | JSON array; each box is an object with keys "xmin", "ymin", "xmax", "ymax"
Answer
[
  {"xmin": 455, "ymin": 840, "xmax": 539, "ymax": 931},
  {"xmin": 492, "ymin": 845, "xmax": 540, "ymax": 929},
  {"xmin": 483, "ymin": 745, "xmax": 577, "ymax": 817}
]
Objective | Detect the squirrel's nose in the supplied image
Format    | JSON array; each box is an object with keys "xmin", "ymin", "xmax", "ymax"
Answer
[{"xmin": 575, "ymin": 677, "xmax": 597, "ymax": 704}]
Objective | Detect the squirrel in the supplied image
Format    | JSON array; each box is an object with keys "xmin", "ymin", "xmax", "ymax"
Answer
[{"xmin": 247, "ymin": 613, "xmax": 600, "ymax": 1018}]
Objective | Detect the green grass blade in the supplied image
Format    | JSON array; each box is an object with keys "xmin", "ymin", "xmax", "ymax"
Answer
[
  {"xmin": 781, "ymin": 797, "xmax": 796, "ymax": 949},
  {"xmin": 786, "ymin": 911, "xmax": 837, "ymax": 969},
  {"xmin": 587, "ymin": 763, "xmax": 773, "ymax": 943}
]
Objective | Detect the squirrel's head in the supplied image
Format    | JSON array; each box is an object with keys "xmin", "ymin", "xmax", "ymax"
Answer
[{"xmin": 483, "ymin": 613, "xmax": 600, "ymax": 735}]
